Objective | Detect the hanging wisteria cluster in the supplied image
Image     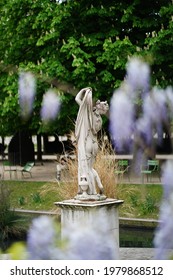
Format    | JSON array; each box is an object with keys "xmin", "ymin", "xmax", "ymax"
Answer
[
  {"xmin": 110, "ymin": 57, "xmax": 173, "ymax": 260},
  {"xmin": 40, "ymin": 90, "xmax": 61, "ymax": 124},
  {"xmin": 18, "ymin": 72, "xmax": 61, "ymax": 123},
  {"xmin": 111, "ymin": 58, "xmax": 171, "ymax": 153},
  {"xmin": 18, "ymin": 72, "xmax": 36, "ymax": 120},
  {"xmin": 110, "ymin": 58, "xmax": 173, "ymax": 167}
]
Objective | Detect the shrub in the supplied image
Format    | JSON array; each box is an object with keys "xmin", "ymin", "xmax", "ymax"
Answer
[{"xmin": 0, "ymin": 183, "xmax": 29, "ymax": 251}]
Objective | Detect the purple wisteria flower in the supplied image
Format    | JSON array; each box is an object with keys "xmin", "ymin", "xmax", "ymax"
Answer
[
  {"xmin": 151, "ymin": 87, "xmax": 167, "ymax": 124},
  {"xmin": 40, "ymin": 90, "xmax": 61, "ymax": 123},
  {"xmin": 18, "ymin": 72, "xmax": 36, "ymax": 119},
  {"xmin": 126, "ymin": 57, "xmax": 150, "ymax": 93},
  {"xmin": 109, "ymin": 58, "xmax": 151, "ymax": 154},
  {"xmin": 136, "ymin": 115, "xmax": 152, "ymax": 146},
  {"xmin": 110, "ymin": 88, "xmax": 134, "ymax": 152},
  {"xmin": 154, "ymin": 160, "xmax": 173, "ymax": 260},
  {"xmin": 136, "ymin": 87, "xmax": 167, "ymax": 147},
  {"xmin": 166, "ymin": 86, "xmax": 173, "ymax": 114},
  {"xmin": 27, "ymin": 216, "xmax": 65, "ymax": 260},
  {"xmin": 110, "ymin": 58, "xmax": 170, "ymax": 159}
]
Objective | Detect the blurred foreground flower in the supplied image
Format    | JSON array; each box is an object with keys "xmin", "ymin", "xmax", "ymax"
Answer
[
  {"xmin": 41, "ymin": 90, "xmax": 61, "ymax": 123},
  {"xmin": 154, "ymin": 160, "xmax": 173, "ymax": 260},
  {"xmin": 110, "ymin": 57, "xmax": 150, "ymax": 155},
  {"xmin": 18, "ymin": 72, "xmax": 36, "ymax": 120},
  {"xmin": 110, "ymin": 88, "xmax": 134, "ymax": 152},
  {"xmin": 8, "ymin": 215, "xmax": 117, "ymax": 260},
  {"xmin": 27, "ymin": 216, "xmax": 65, "ymax": 260},
  {"xmin": 110, "ymin": 57, "xmax": 173, "ymax": 166},
  {"xmin": 126, "ymin": 57, "xmax": 150, "ymax": 93}
]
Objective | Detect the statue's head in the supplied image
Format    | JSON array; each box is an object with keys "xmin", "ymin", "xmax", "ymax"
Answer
[{"xmin": 96, "ymin": 100, "xmax": 109, "ymax": 115}]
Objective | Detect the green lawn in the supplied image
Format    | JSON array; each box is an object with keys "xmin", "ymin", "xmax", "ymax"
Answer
[
  {"xmin": 1, "ymin": 181, "xmax": 62, "ymax": 212},
  {"xmin": 1, "ymin": 181, "xmax": 163, "ymax": 219},
  {"xmin": 117, "ymin": 184, "xmax": 163, "ymax": 219}
]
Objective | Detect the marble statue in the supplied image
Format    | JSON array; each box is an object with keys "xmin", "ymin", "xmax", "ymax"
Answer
[{"xmin": 75, "ymin": 87, "xmax": 109, "ymax": 200}]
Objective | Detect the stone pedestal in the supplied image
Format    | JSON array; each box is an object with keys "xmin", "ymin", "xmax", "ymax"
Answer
[{"xmin": 55, "ymin": 198, "xmax": 123, "ymax": 257}]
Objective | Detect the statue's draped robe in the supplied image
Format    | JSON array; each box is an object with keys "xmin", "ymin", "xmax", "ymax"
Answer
[{"xmin": 75, "ymin": 91, "xmax": 97, "ymax": 194}]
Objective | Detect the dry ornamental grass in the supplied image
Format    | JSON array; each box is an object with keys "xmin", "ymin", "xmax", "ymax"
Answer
[{"xmin": 60, "ymin": 138, "xmax": 117, "ymax": 199}]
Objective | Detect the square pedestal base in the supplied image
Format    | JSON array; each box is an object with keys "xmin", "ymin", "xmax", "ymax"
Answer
[{"xmin": 55, "ymin": 198, "xmax": 123, "ymax": 258}]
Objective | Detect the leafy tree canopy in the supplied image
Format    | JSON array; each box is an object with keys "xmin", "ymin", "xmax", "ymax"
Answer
[{"xmin": 0, "ymin": 0, "xmax": 172, "ymax": 136}]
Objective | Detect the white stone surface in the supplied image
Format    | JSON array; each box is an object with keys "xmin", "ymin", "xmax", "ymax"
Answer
[
  {"xmin": 75, "ymin": 87, "xmax": 109, "ymax": 197},
  {"xmin": 55, "ymin": 198, "xmax": 123, "ymax": 257}
]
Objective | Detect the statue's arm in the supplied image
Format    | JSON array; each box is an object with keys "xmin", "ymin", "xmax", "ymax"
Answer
[{"xmin": 75, "ymin": 87, "xmax": 91, "ymax": 106}]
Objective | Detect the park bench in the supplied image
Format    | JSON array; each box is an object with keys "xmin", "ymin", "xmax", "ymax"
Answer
[
  {"xmin": 21, "ymin": 162, "xmax": 34, "ymax": 177},
  {"xmin": 141, "ymin": 159, "xmax": 160, "ymax": 183}
]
